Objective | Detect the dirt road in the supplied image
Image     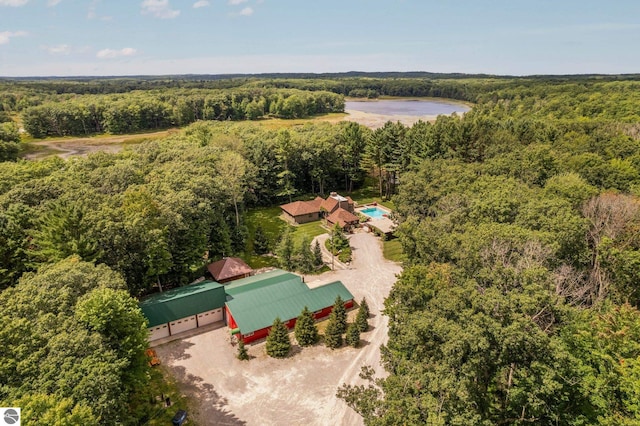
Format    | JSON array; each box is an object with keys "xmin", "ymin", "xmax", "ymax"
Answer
[{"xmin": 154, "ymin": 232, "xmax": 402, "ymax": 426}]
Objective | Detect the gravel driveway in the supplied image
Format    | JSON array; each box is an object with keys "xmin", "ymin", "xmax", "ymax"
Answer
[{"xmin": 154, "ymin": 232, "xmax": 402, "ymax": 426}]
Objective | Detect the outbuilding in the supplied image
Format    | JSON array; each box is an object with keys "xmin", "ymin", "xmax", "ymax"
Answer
[
  {"xmin": 140, "ymin": 280, "xmax": 227, "ymax": 341},
  {"xmin": 206, "ymin": 257, "xmax": 253, "ymax": 283},
  {"xmin": 224, "ymin": 269, "xmax": 354, "ymax": 344}
]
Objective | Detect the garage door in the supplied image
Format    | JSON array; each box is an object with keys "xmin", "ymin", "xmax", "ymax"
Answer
[
  {"xmin": 197, "ymin": 308, "xmax": 223, "ymax": 326},
  {"xmin": 149, "ymin": 324, "xmax": 170, "ymax": 341},
  {"xmin": 170, "ymin": 316, "xmax": 197, "ymax": 335}
]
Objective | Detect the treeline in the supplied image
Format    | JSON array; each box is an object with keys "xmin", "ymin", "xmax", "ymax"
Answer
[
  {"xmin": 338, "ymin": 82, "xmax": 640, "ymax": 423},
  {"xmin": 0, "ymin": 120, "xmax": 373, "ymax": 294},
  {"xmin": 20, "ymin": 88, "xmax": 344, "ymax": 137}
]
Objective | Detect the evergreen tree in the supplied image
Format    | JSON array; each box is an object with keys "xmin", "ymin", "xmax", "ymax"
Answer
[
  {"xmin": 275, "ymin": 228, "xmax": 294, "ymax": 270},
  {"xmin": 294, "ymin": 306, "xmax": 319, "ymax": 347},
  {"xmin": 333, "ymin": 295, "xmax": 347, "ymax": 335},
  {"xmin": 313, "ymin": 240, "xmax": 323, "ymax": 267},
  {"xmin": 329, "ymin": 223, "xmax": 349, "ymax": 252},
  {"xmin": 324, "ymin": 312, "xmax": 343, "ymax": 349},
  {"xmin": 237, "ymin": 339, "xmax": 249, "ymax": 361},
  {"xmin": 355, "ymin": 304, "xmax": 369, "ymax": 333},
  {"xmin": 253, "ymin": 224, "xmax": 269, "ymax": 255},
  {"xmin": 346, "ymin": 323, "xmax": 360, "ymax": 348},
  {"xmin": 294, "ymin": 236, "xmax": 316, "ymax": 274},
  {"xmin": 359, "ymin": 297, "xmax": 370, "ymax": 318},
  {"xmin": 266, "ymin": 317, "xmax": 291, "ymax": 358}
]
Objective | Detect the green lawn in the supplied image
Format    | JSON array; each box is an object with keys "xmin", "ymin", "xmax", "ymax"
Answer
[
  {"xmin": 243, "ymin": 205, "xmax": 327, "ymax": 269},
  {"xmin": 383, "ymin": 239, "xmax": 406, "ymax": 263},
  {"xmin": 291, "ymin": 221, "xmax": 326, "ymax": 244},
  {"xmin": 244, "ymin": 205, "xmax": 288, "ymax": 269}
]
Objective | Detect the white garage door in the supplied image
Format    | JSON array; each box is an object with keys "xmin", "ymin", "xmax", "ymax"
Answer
[
  {"xmin": 197, "ymin": 308, "xmax": 223, "ymax": 326},
  {"xmin": 148, "ymin": 324, "xmax": 170, "ymax": 341},
  {"xmin": 170, "ymin": 316, "xmax": 197, "ymax": 335}
]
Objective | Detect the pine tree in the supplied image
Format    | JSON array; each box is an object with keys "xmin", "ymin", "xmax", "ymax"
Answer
[
  {"xmin": 359, "ymin": 297, "xmax": 370, "ymax": 318},
  {"xmin": 237, "ymin": 339, "xmax": 249, "ymax": 360},
  {"xmin": 275, "ymin": 228, "xmax": 294, "ymax": 270},
  {"xmin": 294, "ymin": 236, "xmax": 315, "ymax": 274},
  {"xmin": 253, "ymin": 224, "xmax": 269, "ymax": 255},
  {"xmin": 295, "ymin": 306, "xmax": 319, "ymax": 347},
  {"xmin": 333, "ymin": 295, "xmax": 347, "ymax": 335},
  {"xmin": 313, "ymin": 240, "xmax": 323, "ymax": 267},
  {"xmin": 324, "ymin": 312, "xmax": 343, "ymax": 349},
  {"xmin": 346, "ymin": 323, "xmax": 360, "ymax": 348},
  {"xmin": 355, "ymin": 304, "xmax": 369, "ymax": 333},
  {"xmin": 266, "ymin": 317, "xmax": 291, "ymax": 358}
]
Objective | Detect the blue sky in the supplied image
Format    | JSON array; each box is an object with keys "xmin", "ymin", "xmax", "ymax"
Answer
[{"xmin": 0, "ymin": 0, "xmax": 639, "ymax": 77}]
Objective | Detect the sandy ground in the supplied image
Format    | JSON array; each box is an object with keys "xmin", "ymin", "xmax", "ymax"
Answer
[
  {"xmin": 23, "ymin": 129, "xmax": 177, "ymax": 160},
  {"xmin": 154, "ymin": 232, "xmax": 402, "ymax": 426},
  {"xmin": 343, "ymin": 109, "xmax": 440, "ymax": 129}
]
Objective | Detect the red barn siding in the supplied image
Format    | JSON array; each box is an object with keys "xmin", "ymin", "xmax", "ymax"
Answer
[
  {"xmin": 234, "ymin": 298, "xmax": 355, "ymax": 344},
  {"xmin": 226, "ymin": 306, "xmax": 237, "ymax": 329}
]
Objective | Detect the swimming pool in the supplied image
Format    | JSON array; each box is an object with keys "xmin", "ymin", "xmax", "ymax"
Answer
[{"xmin": 360, "ymin": 207, "xmax": 389, "ymax": 219}]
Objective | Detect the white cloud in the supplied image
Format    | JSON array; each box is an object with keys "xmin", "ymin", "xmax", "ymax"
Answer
[
  {"xmin": 45, "ymin": 44, "xmax": 71, "ymax": 55},
  {"xmin": 0, "ymin": 0, "xmax": 28, "ymax": 6},
  {"xmin": 96, "ymin": 47, "xmax": 137, "ymax": 59},
  {"xmin": 228, "ymin": 0, "xmax": 247, "ymax": 4},
  {"xmin": 239, "ymin": 6, "xmax": 253, "ymax": 15},
  {"xmin": 193, "ymin": 0, "xmax": 209, "ymax": 8},
  {"xmin": 0, "ymin": 30, "xmax": 27, "ymax": 45},
  {"xmin": 47, "ymin": 0, "xmax": 61, "ymax": 6},
  {"xmin": 141, "ymin": 0, "xmax": 180, "ymax": 19}
]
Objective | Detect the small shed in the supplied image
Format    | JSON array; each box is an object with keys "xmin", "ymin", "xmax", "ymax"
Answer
[
  {"xmin": 140, "ymin": 280, "xmax": 226, "ymax": 341},
  {"xmin": 224, "ymin": 269, "xmax": 354, "ymax": 343},
  {"xmin": 207, "ymin": 257, "xmax": 253, "ymax": 283}
]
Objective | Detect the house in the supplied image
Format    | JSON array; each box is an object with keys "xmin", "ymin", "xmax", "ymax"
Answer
[
  {"xmin": 280, "ymin": 192, "xmax": 354, "ymax": 225},
  {"xmin": 320, "ymin": 192, "xmax": 355, "ymax": 215},
  {"xmin": 326, "ymin": 207, "xmax": 360, "ymax": 231},
  {"xmin": 280, "ymin": 196, "xmax": 324, "ymax": 224},
  {"xmin": 140, "ymin": 280, "xmax": 227, "ymax": 341},
  {"xmin": 206, "ymin": 257, "xmax": 253, "ymax": 284},
  {"xmin": 224, "ymin": 269, "xmax": 354, "ymax": 344}
]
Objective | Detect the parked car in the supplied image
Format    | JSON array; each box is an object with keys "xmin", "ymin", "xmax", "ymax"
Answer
[{"xmin": 171, "ymin": 409, "xmax": 187, "ymax": 426}]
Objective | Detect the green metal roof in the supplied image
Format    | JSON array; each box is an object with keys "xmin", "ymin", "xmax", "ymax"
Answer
[
  {"xmin": 224, "ymin": 269, "xmax": 303, "ymax": 296},
  {"xmin": 226, "ymin": 272, "xmax": 354, "ymax": 335},
  {"xmin": 139, "ymin": 280, "xmax": 226, "ymax": 327}
]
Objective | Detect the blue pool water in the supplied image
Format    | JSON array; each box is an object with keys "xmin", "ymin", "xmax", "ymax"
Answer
[{"xmin": 360, "ymin": 207, "xmax": 388, "ymax": 219}]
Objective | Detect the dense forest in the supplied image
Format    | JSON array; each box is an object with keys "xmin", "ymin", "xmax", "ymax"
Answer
[{"xmin": 3, "ymin": 73, "xmax": 640, "ymax": 424}]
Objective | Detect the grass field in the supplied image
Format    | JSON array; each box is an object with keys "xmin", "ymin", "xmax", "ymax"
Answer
[
  {"xmin": 383, "ymin": 238, "xmax": 406, "ymax": 263},
  {"xmin": 243, "ymin": 204, "xmax": 329, "ymax": 269}
]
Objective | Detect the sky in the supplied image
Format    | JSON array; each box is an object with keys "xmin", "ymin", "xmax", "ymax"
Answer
[{"xmin": 0, "ymin": 0, "xmax": 639, "ymax": 77}]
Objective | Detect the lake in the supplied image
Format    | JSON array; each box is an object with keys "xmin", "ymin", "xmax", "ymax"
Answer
[{"xmin": 345, "ymin": 99, "xmax": 471, "ymax": 117}]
